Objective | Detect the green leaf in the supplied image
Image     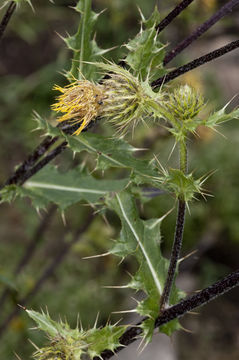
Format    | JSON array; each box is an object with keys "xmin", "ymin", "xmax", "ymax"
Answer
[
  {"xmin": 107, "ymin": 190, "xmax": 182, "ymax": 341},
  {"xmin": 1, "ymin": 165, "xmax": 128, "ymax": 210},
  {"xmin": 87, "ymin": 325, "xmax": 126, "ymax": 358},
  {"xmin": 204, "ymin": 104, "xmax": 239, "ymax": 129},
  {"xmin": 125, "ymin": 7, "xmax": 166, "ymax": 80},
  {"xmin": 27, "ymin": 309, "xmax": 127, "ymax": 360},
  {"xmin": 64, "ymin": 132, "xmax": 163, "ymax": 187},
  {"xmin": 64, "ymin": 0, "xmax": 111, "ymax": 81},
  {"xmin": 27, "ymin": 309, "xmax": 62, "ymax": 338},
  {"xmin": 32, "ymin": 113, "xmax": 165, "ymax": 189}
]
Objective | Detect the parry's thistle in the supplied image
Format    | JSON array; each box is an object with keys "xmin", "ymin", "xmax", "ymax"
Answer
[
  {"xmin": 51, "ymin": 63, "xmax": 165, "ymax": 136},
  {"xmin": 51, "ymin": 80, "xmax": 105, "ymax": 136}
]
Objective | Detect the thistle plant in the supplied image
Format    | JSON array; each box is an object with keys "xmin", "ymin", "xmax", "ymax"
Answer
[{"xmin": 0, "ymin": 1, "xmax": 239, "ymax": 359}]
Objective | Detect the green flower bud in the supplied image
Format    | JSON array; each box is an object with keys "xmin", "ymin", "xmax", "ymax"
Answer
[{"xmin": 166, "ymin": 85, "xmax": 204, "ymax": 122}]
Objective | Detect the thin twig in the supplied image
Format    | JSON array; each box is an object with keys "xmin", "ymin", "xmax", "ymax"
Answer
[
  {"xmin": 3, "ymin": 136, "xmax": 59, "ymax": 187},
  {"xmin": 0, "ymin": 1, "xmax": 16, "ymax": 42},
  {"xmin": 164, "ymin": 0, "xmax": 239, "ymax": 65},
  {"xmin": 156, "ymin": 0, "xmax": 195, "ymax": 34},
  {"xmin": 96, "ymin": 269, "xmax": 239, "ymax": 360},
  {"xmin": 17, "ymin": 140, "xmax": 68, "ymax": 185},
  {"xmin": 0, "ymin": 212, "xmax": 94, "ymax": 338},
  {"xmin": 160, "ymin": 199, "xmax": 186, "ymax": 310},
  {"xmin": 0, "ymin": 120, "xmax": 97, "ymax": 190},
  {"xmin": 152, "ymin": 39, "xmax": 239, "ymax": 88},
  {"xmin": 0, "ymin": 205, "xmax": 56, "ymax": 314}
]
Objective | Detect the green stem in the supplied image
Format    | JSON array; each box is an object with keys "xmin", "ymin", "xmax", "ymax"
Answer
[{"xmin": 160, "ymin": 139, "xmax": 187, "ymax": 311}]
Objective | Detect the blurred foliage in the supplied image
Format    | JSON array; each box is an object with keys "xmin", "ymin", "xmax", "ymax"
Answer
[{"xmin": 0, "ymin": 0, "xmax": 238, "ymax": 358}]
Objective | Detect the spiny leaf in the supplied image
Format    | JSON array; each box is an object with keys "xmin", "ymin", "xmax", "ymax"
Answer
[
  {"xmin": 125, "ymin": 7, "xmax": 166, "ymax": 80},
  {"xmin": 204, "ymin": 103, "xmax": 239, "ymax": 129},
  {"xmin": 32, "ymin": 113, "xmax": 164, "ymax": 188},
  {"xmin": 1, "ymin": 165, "xmax": 129, "ymax": 210},
  {"xmin": 64, "ymin": 132, "xmax": 163, "ymax": 186},
  {"xmin": 27, "ymin": 309, "xmax": 127, "ymax": 360},
  {"xmin": 64, "ymin": 0, "xmax": 111, "ymax": 81},
  {"xmin": 107, "ymin": 190, "xmax": 183, "ymax": 341}
]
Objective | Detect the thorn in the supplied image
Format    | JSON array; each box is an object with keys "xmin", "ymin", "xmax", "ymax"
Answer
[
  {"xmin": 82, "ymin": 251, "xmax": 111, "ymax": 260},
  {"xmin": 94, "ymin": 312, "xmax": 100, "ymax": 329},
  {"xmin": 102, "ymin": 285, "xmax": 129, "ymax": 289},
  {"xmin": 111, "ymin": 309, "xmax": 137, "ymax": 314},
  {"xmin": 14, "ymin": 352, "xmax": 22, "ymax": 360},
  {"xmin": 168, "ymin": 141, "xmax": 177, "ymax": 161},
  {"xmin": 181, "ymin": 324, "xmax": 194, "ymax": 334},
  {"xmin": 28, "ymin": 339, "xmax": 41, "ymax": 351},
  {"xmin": 178, "ymin": 249, "xmax": 198, "ymax": 264},
  {"xmin": 61, "ymin": 211, "xmax": 67, "ymax": 226}
]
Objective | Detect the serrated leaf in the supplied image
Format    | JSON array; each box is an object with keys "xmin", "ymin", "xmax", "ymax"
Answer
[
  {"xmin": 27, "ymin": 309, "xmax": 127, "ymax": 360},
  {"xmin": 65, "ymin": 0, "xmax": 111, "ymax": 81},
  {"xmin": 64, "ymin": 132, "xmax": 163, "ymax": 187},
  {"xmin": 87, "ymin": 325, "xmax": 126, "ymax": 358},
  {"xmin": 125, "ymin": 7, "xmax": 166, "ymax": 80},
  {"xmin": 1, "ymin": 165, "xmax": 128, "ymax": 210},
  {"xmin": 204, "ymin": 104, "xmax": 239, "ymax": 129},
  {"xmin": 107, "ymin": 190, "xmax": 182, "ymax": 341},
  {"xmin": 27, "ymin": 310, "xmax": 62, "ymax": 337}
]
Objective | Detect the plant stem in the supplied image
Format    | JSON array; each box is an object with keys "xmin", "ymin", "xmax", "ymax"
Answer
[
  {"xmin": 164, "ymin": 0, "xmax": 239, "ymax": 65},
  {"xmin": 0, "ymin": 120, "xmax": 96, "ymax": 190},
  {"xmin": 160, "ymin": 140, "xmax": 187, "ymax": 311},
  {"xmin": 156, "ymin": 0, "xmax": 195, "ymax": 34},
  {"xmin": 97, "ymin": 269, "xmax": 239, "ymax": 360},
  {"xmin": 0, "ymin": 1, "xmax": 16, "ymax": 42},
  {"xmin": 152, "ymin": 39, "xmax": 239, "ymax": 88}
]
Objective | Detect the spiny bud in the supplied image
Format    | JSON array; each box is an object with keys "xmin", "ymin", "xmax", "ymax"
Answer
[
  {"xmin": 33, "ymin": 337, "xmax": 86, "ymax": 360},
  {"xmin": 98, "ymin": 63, "xmax": 163, "ymax": 134},
  {"xmin": 166, "ymin": 85, "xmax": 204, "ymax": 122}
]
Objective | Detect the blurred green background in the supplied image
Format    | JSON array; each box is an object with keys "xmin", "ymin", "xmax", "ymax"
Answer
[{"xmin": 0, "ymin": 0, "xmax": 238, "ymax": 359}]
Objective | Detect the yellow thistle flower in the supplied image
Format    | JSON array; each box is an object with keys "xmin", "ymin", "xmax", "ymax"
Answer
[
  {"xmin": 52, "ymin": 63, "xmax": 165, "ymax": 136},
  {"xmin": 51, "ymin": 80, "xmax": 104, "ymax": 136}
]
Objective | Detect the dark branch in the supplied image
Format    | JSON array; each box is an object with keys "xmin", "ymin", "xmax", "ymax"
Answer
[
  {"xmin": 0, "ymin": 1, "xmax": 16, "ymax": 42},
  {"xmin": 0, "ymin": 205, "xmax": 56, "ymax": 314},
  {"xmin": 152, "ymin": 39, "xmax": 239, "ymax": 88},
  {"xmin": 160, "ymin": 199, "xmax": 186, "ymax": 310},
  {"xmin": 156, "ymin": 0, "xmax": 195, "ymax": 34},
  {"xmin": 97, "ymin": 269, "xmax": 239, "ymax": 360},
  {"xmin": 164, "ymin": 0, "xmax": 239, "ymax": 65},
  {"xmin": 0, "ymin": 120, "xmax": 97, "ymax": 190},
  {"xmin": 0, "ymin": 212, "xmax": 94, "ymax": 338}
]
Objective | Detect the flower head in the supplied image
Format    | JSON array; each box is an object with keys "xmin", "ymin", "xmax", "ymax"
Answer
[
  {"xmin": 98, "ymin": 62, "xmax": 163, "ymax": 134},
  {"xmin": 51, "ymin": 80, "xmax": 104, "ymax": 135},
  {"xmin": 51, "ymin": 63, "xmax": 164, "ymax": 136}
]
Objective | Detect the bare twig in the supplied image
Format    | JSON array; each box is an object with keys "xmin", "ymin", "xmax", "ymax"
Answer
[
  {"xmin": 0, "ymin": 1, "xmax": 16, "ymax": 42},
  {"xmin": 0, "ymin": 212, "xmax": 94, "ymax": 338},
  {"xmin": 156, "ymin": 0, "xmax": 195, "ymax": 34},
  {"xmin": 160, "ymin": 199, "xmax": 186, "ymax": 310},
  {"xmin": 96, "ymin": 270, "xmax": 239, "ymax": 360},
  {"xmin": 164, "ymin": 0, "xmax": 239, "ymax": 65},
  {"xmin": 0, "ymin": 120, "xmax": 96, "ymax": 190},
  {"xmin": 0, "ymin": 205, "xmax": 56, "ymax": 314},
  {"xmin": 152, "ymin": 39, "xmax": 239, "ymax": 88}
]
